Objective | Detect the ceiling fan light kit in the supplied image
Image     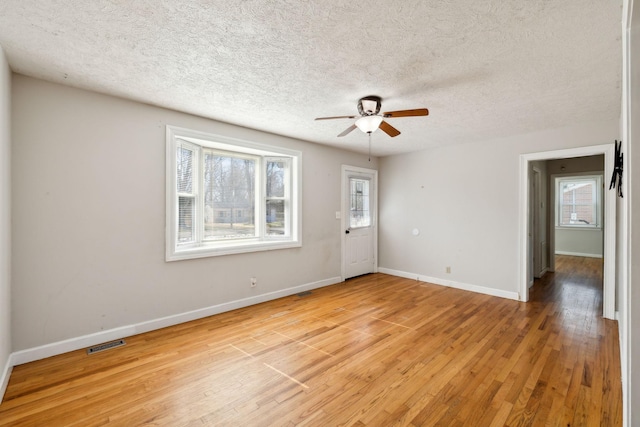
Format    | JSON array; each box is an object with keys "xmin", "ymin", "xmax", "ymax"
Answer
[
  {"xmin": 315, "ymin": 95, "xmax": 429, "ymax": 138},
  {"xmin": 355, "ymin": 115, "xmax": 383, "ymax": 133}
]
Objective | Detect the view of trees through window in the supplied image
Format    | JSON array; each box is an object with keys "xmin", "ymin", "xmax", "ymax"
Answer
[
  {"xmin": 176, "ymin": 148, "xmax": 290, "ymax": 243},
  {"xmin": 203, "ymin": 153, "xmax": 256, "ymax": 240},
  {"xmin": 266, "ymin": 160, "xmax": 287, "ymax": 236}
]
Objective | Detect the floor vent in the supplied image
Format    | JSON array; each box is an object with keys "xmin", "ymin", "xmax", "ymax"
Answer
[
  {"xmin": 296, "ymin": 291, "xmax": 312, "ymax": 297},
  {"xmin": 87, "ymin": 339, "xmax": 126, "ymax": 355}
]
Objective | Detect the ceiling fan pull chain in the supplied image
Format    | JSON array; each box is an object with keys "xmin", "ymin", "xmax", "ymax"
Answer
[{"xmin": 368, "ymin": 132, "xmax": 371, "ymax": 162}]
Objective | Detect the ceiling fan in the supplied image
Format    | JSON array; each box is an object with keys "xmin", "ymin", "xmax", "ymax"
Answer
[{"xmin": 315, "ymin": 95, "xmax": 429, "ymax": 138}]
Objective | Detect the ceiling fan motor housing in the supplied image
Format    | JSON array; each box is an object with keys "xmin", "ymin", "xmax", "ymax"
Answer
[{"xmin": 358, "ymin": 96, "xmax": 381, "ymax": 116}]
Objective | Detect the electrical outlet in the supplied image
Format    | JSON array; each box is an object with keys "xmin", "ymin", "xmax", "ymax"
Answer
[
  {"xmin": 250, "ymin": 277, "xmax": 257, "ymax": 287},
  {"xmin": 446, "ymin": 266, "xmax": 451, "ymax": 274}
]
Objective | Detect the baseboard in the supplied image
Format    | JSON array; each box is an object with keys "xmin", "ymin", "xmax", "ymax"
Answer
[
  {"xmin": 615, "ymin": 309, "xmax": 629, "ymax": 427},
  {"xmin": 555, "ymin": 251, "xmax": 603, "ymax": 258},
  {"xmin": 11, "ymin": 276, "xmax": 342, "ymax": 366},
  {"xmin": 0, "ymin": 352, "xmax": 13, "ymax": 403},
  {"xmin": 378, "ymin": 268, "xmax": 519, "ymax": 301}
]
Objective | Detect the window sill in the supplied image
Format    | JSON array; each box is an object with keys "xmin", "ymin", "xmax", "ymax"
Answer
[
  {"xmin": 166, "ymin": 239, "xmax": 301, "ymax": 261},
  {"xmin": 555, "ymin": 226, "xmax": 602, "ymax": 231}
]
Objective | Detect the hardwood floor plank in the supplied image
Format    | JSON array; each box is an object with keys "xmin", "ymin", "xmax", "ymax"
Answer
[{"xmin": 0, "ymin": 256, "xmax": 622, "ymax": 426}]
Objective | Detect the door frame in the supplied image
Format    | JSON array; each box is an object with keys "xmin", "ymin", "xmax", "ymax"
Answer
[
  {"xmin": 531, "ymin": 166, "xmax": 543, "ymax": 282},
  {"xmin": 341, "ymin": 165, "xmax": 378, "ymax": 281},
  {"xmin": 518, "ymin": 144, "xmax": 616, "ymax": 319}
]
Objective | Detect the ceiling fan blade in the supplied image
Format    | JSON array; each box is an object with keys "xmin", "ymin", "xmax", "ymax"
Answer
[
  {"xmin": 315, "ymin": 115, "xmax": 358, "ymax": 121},
  {"xmin": 383, "ymin": 108, "xmax": 429, "ymax": 118},
  {"xmin": 338, "ymin": 124, "xmax": 357, "ymax": 137},
  {"xmin": 379, "ymin": 121, "xmax": 401, "ymax": 137}
]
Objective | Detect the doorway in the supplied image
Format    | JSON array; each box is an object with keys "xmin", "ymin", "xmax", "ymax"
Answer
[
  {"xmin": 519, "ymin": 144, "xmax": 615, "ymax": 319},
  {"xmin": 530, "ymin": 166, "xmax": 544, "ymax": 283},
  {"xmin": 341, "ymin": 165, "xmax": 378, "ymax": 280}
]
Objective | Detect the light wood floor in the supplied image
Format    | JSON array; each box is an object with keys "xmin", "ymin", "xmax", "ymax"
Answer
[{"xmin": 0, "ymin": 256, "xmax": 621, "ymax": 426}]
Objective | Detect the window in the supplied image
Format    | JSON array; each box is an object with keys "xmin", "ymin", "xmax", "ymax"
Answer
[
  {"xmin": 556, "ymin": 175, "xmax": 602, "ymax": 229},
  {"xmin": 349, "ymin": 177, "xmax": 371, "ymax": 228},
  {"xmin": 167, "ymin": 126, "xmax": 301, "ymax": 260}
]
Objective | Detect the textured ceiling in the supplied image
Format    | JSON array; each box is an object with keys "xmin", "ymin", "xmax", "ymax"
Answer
[{"xmin": 0, "ymin": 1, "xmax": 622, "ymax": 156}]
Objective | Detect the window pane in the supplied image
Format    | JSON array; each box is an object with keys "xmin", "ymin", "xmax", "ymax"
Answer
[
  {"xmin": 176, "ymin": 146, "xmax": 193, "ymax": 193},
  {"xmin": 178, "ymin": 196, "xmax": 194, "ymax": 243},
  {"xmin": 203, "ymin": 153, "xmax": 256, "ymax": 240},
  {"xmin": 350, "ymin": 178, "xmax": 370, "ymax": 228},
  {"xmin": 266, "ymin": 160, "xmax": 286, "ymax": 197},
  {"xmin": 559, "ymin": 180, "xmax": 595, "ymax": 226},
  {"xmin": 266, "ymin": 200, "xmax": 285, "ymax": 235}
]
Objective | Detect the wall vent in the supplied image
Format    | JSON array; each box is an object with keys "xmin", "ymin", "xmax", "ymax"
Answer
[
  {"xmin": 87, "ymin": 339, "xmax": 126, "ymax": 355},
  {"xmin": 296, "ymin": 291, "xmax": 312, "ymax": 297}
]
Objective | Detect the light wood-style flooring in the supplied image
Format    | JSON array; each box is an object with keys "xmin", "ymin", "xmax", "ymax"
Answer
[{"xmin": 0, "ymin": 255, "xmax": 622, "ymax": 426}]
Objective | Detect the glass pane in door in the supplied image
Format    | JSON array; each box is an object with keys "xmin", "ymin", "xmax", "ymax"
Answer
[{"xmin": 349, "ymin": 178, "xmax": 370, "ymax": 228}]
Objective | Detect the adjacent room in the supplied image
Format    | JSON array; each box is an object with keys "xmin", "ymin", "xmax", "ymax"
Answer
[{"xmin": 1, "ymin": 1, "xmax": 639, "ymax": 425}]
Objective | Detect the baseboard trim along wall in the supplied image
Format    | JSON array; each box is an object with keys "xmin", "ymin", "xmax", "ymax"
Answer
[
  {"xmin": 555, "ymin": 251, "xmax": 603, "ymax": 258},
  {"xmin": 10, "ymin": 276, "xmax": 342, "ymax": 367},
  {"xmin": 3, "ymin": 270, "xmax": 514, "ymax": 400},
  {"xmin": 378, "ymin": 268, "xmax": 520, "ymax": 301},
  {"xmin": 0, "ymin": 353, "xmax": 13, "ymax": 402}
]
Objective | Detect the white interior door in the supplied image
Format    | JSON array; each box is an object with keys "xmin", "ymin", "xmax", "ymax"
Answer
[{"xmin": 342, "ymin": 166, "xmax": 377, "ymax": 279}]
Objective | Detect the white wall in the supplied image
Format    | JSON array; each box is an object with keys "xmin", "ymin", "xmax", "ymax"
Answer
[
  {"xmin": 11, "ymin": 75, "xmax": 377, "ymax": 353},
  {"xmin": 0, "ymin": 47, "xmax": 12, "ymax": 398},
  {"xmin": 378, "ymin": 120, "xmax": 618, "ymax": 297},
  {"xmin": 555, "ymin": 228, "xmax": 603, "ymax": 257}
]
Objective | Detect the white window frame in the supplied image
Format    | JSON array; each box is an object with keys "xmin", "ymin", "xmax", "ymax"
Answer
[
  {"xmin": 166, "ymin": 126, "xmax": 301, "ymax": 261},
  {"xmin": 555, "ymin": 174, "xmax": 602, "ymax": 229}
]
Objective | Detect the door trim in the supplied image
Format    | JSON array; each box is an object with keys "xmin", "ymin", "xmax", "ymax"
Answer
[
  {"xmin": 518, "ymin": 144, "xmax": 616, "ymax": 319},
  {"xmin": 531, "ymin": 166, "xmax": 542, "ymax": 281},
  {"xmin": 341, "ymin": 165, "xmax": 378, "ymax": 281}
]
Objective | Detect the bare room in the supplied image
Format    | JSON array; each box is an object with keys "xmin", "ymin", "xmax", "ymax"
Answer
[{"xmin": 1, "ymin": 1, "xmax": 639, "ymax": 426}]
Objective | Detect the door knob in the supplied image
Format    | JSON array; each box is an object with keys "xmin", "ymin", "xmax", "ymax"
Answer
[{"xmin": 345, "ymin": 230, "xmax": 350, "ymax": 234}]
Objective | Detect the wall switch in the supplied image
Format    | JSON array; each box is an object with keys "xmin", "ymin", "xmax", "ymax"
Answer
[{"xmin": 335, "ymin": 211, "xmax": 341, "ymax": 219}]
